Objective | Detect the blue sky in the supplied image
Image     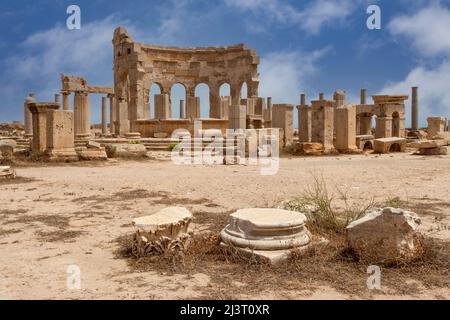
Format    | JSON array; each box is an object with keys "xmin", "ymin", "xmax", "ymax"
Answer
[{"xmin": 1, "ymin": 0, "xmax": 450, "ymax": 127}]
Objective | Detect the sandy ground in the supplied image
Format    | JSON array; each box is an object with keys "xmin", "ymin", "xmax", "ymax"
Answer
[{"xmin": 0, "ymin": 152, "xmax": 449, "ymax": 300}]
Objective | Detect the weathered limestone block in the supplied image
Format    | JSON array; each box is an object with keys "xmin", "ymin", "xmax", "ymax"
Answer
[
  {"xmin": 0, "ymin": 140, "xmax": 16, "ymax": 159},
  {"xmin": 347, "ymin": 207, "xmax": 423, "ymax": 264},
  {"xmin": 374, "ymin": 137, "xmax": 406, "ymax": 154},
  {"xmin": 301, "ymin": 142, "xmax": 324, "ymax": 156},
  {"xmin": 45, "ymin": 110, "xmax": 78, "ymax": 162},
  {"xmin": 335, "ymin": 104, "xmax": 358, "ymax": 153},
  {"xmin": 76, "ymin": 147, "xmax": 108, "ymax": 161},
  {"xmin": 311, "ymin": 100, "xmax": 334, "ymax": 152},
  {"xmin": 114, "ymin": 143, "xmax": 147, "ymax": 158},
  {"xmin": 427, "ymin": 116, "xmax": 446, "ymax": 139},
  {"xmin": 0, "ymin": 166, "xmax": 16, "ymax": 179},
  {"xmin": 132, "ymin": 207, "xmax": 193, "ymax": 257},
  {"xmin": 220, "ymin": 208, "xmax": 311, "ymax": 265},
  {"xmin": 28, "ymin": 102, "xmax": 60, "ymax": 155},
  {"xmin": 228, "ymin": 105, "xmax": 246, "ymax": 130},
  {"xmin": 408, "ymin": 140, "xmax": 446, "ymax": 149},
  {"xmin": 272, "ymin": 104, "xmax": 294, "ymax": 147},
  {"xmin": 417, "ymin": 146, "xmax": 448, "ymax": 155}
]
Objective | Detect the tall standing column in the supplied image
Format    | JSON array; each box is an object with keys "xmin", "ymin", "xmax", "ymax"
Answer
[
  {"xmin": 62, "ymin": 92, "xmax": 70, "ymax": 111},
  {"xmin": 360, "ymin": 89, "xmax": 367, "ymax": 105},
  {"xmin": 180, "ymin": 100, "xmax": 186, "ymax": 119},
  {"xmin": 74, "ymin": 92, "xmax": 90, "ymax": 141},
  {"xmin": 108, "ymin": 94, "xmax": 116, "ymax": 134},
  {"xmin": 411, "ymin": 87, "xmax": 419, "ymax": 131},
  {"xmin": 319, "ymin": 93, "xmax": 325, "ymax": 100},
  {"xmin": 54, "ymin": 94, "xmax": 60, "ymax": 104},
  {"xmin": 101, "ymin": 96, "xmax": 107, "ymax": 135},
  {"xmin": 24, "ymin": 93, "xmax": 35, "ymax": 138}
]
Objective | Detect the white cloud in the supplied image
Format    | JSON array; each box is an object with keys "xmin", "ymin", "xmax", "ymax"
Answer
[
  {"xmin": 224, "ymin": 0, "xmax": 358, "ymax": 34},
  {"xmin": 388, "ymin": 4, "xmax": 450, "ymax": 57},
  {"xmin": 379, "ymin": 61, "xmax": 450, "ymax": 127},
  {"xmin": 259, "ymin": 47, "xmax": 332, "ymax": 105},
  {"xmin": 380, "ymin": 3, "xmax": 450, "ymax": 125}
]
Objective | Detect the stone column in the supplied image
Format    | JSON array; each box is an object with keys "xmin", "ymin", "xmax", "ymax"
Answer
[
  {"xmin": 101, "ymin": 96, "xmax": 107, "ymax": 135},
  {"xmin": 335, "ymin": 104, "xmax": 357, "ymax": 152},
  {"xmin": 300, "ymin": 94, "xmax": 306, "ymax": 106},
  {"xmin": 267, "ymin": 97, "xmax": 273, "ymax": 109},
  {"xmin": 360, "ymin": 89, "xmax": 367, "ymax": 105},
  {"xmin": 311, "ymin": 100, "xmax": 335, "ymax": 152},
  {"xmin": 375, "ymin": 117, "xmax": 393, "ymax": 139},
  {"xmin": 24, "ymin": 93, "xmax": 35, "ymax": 138},
  {"xmin": 62, "ymin": 92, "xmax": 70, "ymax": 111},
  {"xmin": 319, "ymin": 93, "xmax": 325, "ymax": 100},
  {"xmin": 74, "ymin": 92, "xmax": 90, "ymax": 141},
  {"xmin": 108, "ymin": 95, "xmax": 116, "ymax": 134},
  {"xmin": 411, "ymin": 87, "xmax": 419, "ymax": 131},
  {"xmin": 180, "ymin": 100, "xmax": 186, "ymax": 119},
  {"xmin": 297, "ymin": 105, "xmax": 311, "ymax": 143},
  {"xmin": 54, "ymin": 94, "xmax": 60, "ymax": 104},
  {"xmin": 220, "ymin": 96, "xmax": 231, "ymax": 119}
]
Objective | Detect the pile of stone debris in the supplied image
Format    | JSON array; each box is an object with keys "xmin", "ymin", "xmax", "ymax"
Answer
[{"xmin": 0, "ymin": 122, "xmax": 24, "ymax": 137}]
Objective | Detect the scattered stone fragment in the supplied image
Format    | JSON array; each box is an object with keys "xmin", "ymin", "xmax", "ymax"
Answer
[
  {"xmin": 132, "ymin": 207, "xmax": 193, "ymax": 257},
  {"xmin": 346, "ymin": 207, "xmax": 423, "ymax": 264}
]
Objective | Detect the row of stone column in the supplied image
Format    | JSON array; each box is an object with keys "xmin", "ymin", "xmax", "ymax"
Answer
[{"xmin": 25, "ymin": 92, "xmax": 116, "ymax": 140}]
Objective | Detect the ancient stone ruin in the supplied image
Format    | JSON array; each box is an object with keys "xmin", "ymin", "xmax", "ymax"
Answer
[{"xmin": 220, "ymin": 208, "xmax": 311, "ymax": 265}]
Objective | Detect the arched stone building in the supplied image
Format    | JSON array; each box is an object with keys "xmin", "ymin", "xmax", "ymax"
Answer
[{"xmin": 112, "ymin": 27, "xmax": 260, "ymax": 135}]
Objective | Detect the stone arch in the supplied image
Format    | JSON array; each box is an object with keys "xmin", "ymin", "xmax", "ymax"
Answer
[
  {"xmin": 389, "ymin": 143, "xmax": 402, "ymax": 153},
  {"xmin": 170, "ymin": 83, "xmax": 187, "ymax": 119},
  {"xmin": 195, "ymin": 83, "xmax": 210, "ymax": 118},
  {"xmin": 219, "ymin": 83, "xmax": 231, "ymax": 97},
  {"xmin": 363, "ymin": 141, "xmax": 373, "ymax": 150}
]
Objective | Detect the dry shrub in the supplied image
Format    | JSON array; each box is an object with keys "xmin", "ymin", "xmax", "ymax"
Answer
[{"xmin": 282, "ymin": 172, "xmax": 374, "ymax": 235}]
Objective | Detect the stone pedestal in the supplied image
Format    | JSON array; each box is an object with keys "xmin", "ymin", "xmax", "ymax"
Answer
[
  {"xmin": 45, "ymin": 110, "xmax": 78, "ymax": 162},
  {"xmin": 220, "ymin": 208, "xmax": 311, "ymax": 265},
  {"xmin": 28, "ymin": 102, "xmax": 60, "ymax": 155},
  {"xmin": 115, "ymin": 100, "xmax": 130, "ymax": 136},
  {"xmin": 131, "ymin": 207, "xmax": 193, "ymax": 257},
  {"xmin": 427, "ymin": 116, "xmax": 446, "ymax": 139}
]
